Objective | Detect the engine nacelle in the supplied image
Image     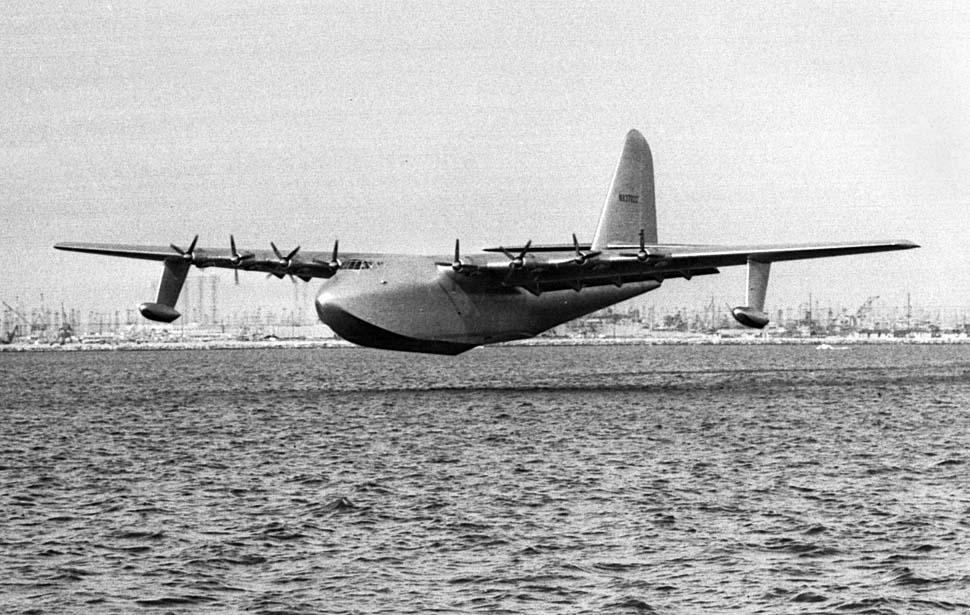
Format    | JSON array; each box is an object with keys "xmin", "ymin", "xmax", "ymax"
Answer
[
  {"xmin": 139, "ymin": 302, "xmax": 181, "ymax": 323},
  {"xmin": 732, "ymin": 306, "xmax": 769, "ymax": 329}
]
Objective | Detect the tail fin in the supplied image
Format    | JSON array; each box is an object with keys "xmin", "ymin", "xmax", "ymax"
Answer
[{"xmin": 591, "ymin": 129, "xmax": 657, "ymax": 250}]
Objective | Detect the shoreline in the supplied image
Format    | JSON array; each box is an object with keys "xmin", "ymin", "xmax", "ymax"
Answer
[{"xmin": 2, "ymin": 335, "xmax": 969, "ymax": 352}]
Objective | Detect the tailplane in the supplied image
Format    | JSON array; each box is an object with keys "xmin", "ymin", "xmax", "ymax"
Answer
[{"xmin": 591, "ymin": 129, "xmax": 657, "ymax": 250}]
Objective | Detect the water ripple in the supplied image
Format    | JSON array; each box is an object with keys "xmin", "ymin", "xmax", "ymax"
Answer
[{"xmin": 3, "ymin": 344, "xmax": 970, "ymax": 613}]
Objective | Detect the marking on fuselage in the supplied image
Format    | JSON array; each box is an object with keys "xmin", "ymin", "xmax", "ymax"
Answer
[{"xmin": 618, "ymin": 193, "xmax": 639, "ymax": 203}]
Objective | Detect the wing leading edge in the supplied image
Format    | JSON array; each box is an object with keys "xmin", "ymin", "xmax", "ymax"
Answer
[
  {"xmin": 633, "ymin": 238, "xmax": 919, "ymax": 268},
  {"xmin": 53, "ymin": 240, "xmax": 365, "ymax": 280}
]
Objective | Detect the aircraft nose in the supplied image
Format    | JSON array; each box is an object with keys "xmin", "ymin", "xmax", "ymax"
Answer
[
  {"xmin": 314, "ymin": 287, "xmax": 340, "ymax": 324},
  {"xmin": 314, "ymin": 285, "xmax": 384, "ymax": 348},
  {"xmin": 315, "ymin": 285, "xmax": 362, "ymax": 333}
]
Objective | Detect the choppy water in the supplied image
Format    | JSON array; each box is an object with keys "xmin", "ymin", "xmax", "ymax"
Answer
[{"xmin": 3, "ymin": 344, "xmax": 970, "ymax": 614}]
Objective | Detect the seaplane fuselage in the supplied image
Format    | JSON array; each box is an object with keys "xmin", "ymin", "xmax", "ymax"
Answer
[{"xmin": 315, "ymin": 254, "xmax": 661, "ymax": 354}]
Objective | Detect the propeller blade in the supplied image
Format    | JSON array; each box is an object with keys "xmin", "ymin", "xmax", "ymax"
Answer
[
  {"xmin": 271, "ymin": 242, "xmax": 284, "ymax": 260},
  {"xmin": 286, "ymin": 246, "xmax": 301, "ymax": 261},
  {"xmin": 452, "ymin": 238, "xmax": 463, "ymax": 272},
  {"xmin": 234, "ymin": 269, "xmax": 239, "ymax": 285},
  {"xmin": 230, "ymin": 234, "xmax": 240, "ymax": 265},
  {"xmin": 572, "ymin": 233, "xmax": 586, "ymax": 264},
  {"xmin": 329, "ymin": 240, "xmax": 341, "ymax": 270}
]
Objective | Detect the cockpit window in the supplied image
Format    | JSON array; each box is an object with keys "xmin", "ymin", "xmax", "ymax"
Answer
[{"xmin": 342, "ymin": 259, "xmax": 383, "ymax": 270}]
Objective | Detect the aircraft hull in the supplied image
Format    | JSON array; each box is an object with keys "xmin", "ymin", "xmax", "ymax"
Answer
[{"xmin": 315, "ymin": 256, "xmax": 660, "ymax": 354}]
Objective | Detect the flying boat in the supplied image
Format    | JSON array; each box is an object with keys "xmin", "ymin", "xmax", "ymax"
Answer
[{"xmin": 55, "ymin": 130, "xmax": 918, "ymax": 354}]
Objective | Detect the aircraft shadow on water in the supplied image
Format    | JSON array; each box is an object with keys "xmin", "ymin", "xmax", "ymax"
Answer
[{"xmin": 56, "ymin": 130, "xmax": 918, "ymax": 354}]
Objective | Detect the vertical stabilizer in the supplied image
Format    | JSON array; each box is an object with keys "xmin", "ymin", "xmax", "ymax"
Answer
[{"xmin": 591, "ymin": 129, "xmax": 657, "ymax": 250}]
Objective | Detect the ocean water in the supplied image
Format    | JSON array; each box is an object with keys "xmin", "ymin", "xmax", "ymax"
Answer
[{"xmin": 2, "ymin": 344, "xmax": 970, "ymax": 614}]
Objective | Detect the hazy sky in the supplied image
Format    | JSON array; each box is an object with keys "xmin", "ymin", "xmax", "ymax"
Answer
[{"xmin": 3, "ymin": 1, "xmax": 968, "ymax": 318}]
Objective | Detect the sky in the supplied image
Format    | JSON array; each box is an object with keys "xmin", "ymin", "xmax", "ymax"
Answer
[{"xmin": 2, "ymin": 1, "xmax": 969, "ymax": 320}]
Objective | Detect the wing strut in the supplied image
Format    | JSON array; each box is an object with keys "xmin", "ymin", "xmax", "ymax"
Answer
[
  {"xmin": 731, "ymin": 259, "xmax": 771, "ymax": 328},
  {"xmin": 138, "ymin": 260, "xmax": 190, "ymax": 323}
]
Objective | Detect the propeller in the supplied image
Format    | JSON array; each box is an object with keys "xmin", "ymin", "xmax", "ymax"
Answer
[
  {"xmin": 228, "ymin": 235, "xmax": 254, "ymax": 284},
  {"xmin": 434, "ymin": 239, "xmax": 469, "ymax": 273},
  {"xmin": 619, "ymin": 229, "xmax": 666, "ymax": 262},
  {"xmin": 170, "ymin": 235, "xmax": 199, "ymax": 263},
  {"xmin": 312, "ymin": 239, "xmax": 342, "ymax": 274},
  {"xmin": 229, "ymin": 235, "xmax": 254, "ymax": 266},
  {"xmin": 571, "ymin": 233, "xmax": 601, "ymax": 266},
  {"xmin": 500, "ymin": 240, "xmax": 532, "ymax": 270},
  {"xmin": 499, "ymin": 240, "xmax": 532, "ymax": 284},
  {"xmin": 268, "ymin": 242, "xmax": 301, "ymax": 282},
  {"xmin": 271, "ymin": 242, "xmax": 300, "ymax": 269}
]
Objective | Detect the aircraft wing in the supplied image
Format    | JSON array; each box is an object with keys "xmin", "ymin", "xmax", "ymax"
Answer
[
  {"xmin": 54, "ymin": 243, "xmax": 192, "ymax": 262},
  {"xmin": 53, "ymin": 238, "xmax": 372, "ymax": 281},
  {"xmin": 640, "ymin": 239, "xmax": 920, "ymax": 268},
  {"xmin": 450, "ymin": 238, "xmax": 918, "ymax": 295}
]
